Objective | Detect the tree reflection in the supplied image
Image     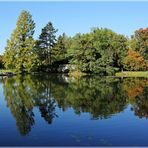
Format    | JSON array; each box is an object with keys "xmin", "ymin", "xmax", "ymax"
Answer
[
  {"xmin": 51, "ymin": 76, "xmax": 128, "ymax": 119},
  {"xmin": 124, "ymin": 78, "xmax": 148, "ymax": 119},
  {"xmin": 131, "ymin": 86, "xmax": 148, "ymax": 119},
  {"xmin": 3, "ymin": 77, "xmax": 35, "ymax": 135},
  {"xmin": 2, "ymin": 75, "xmax": 57, "ymax": 135},
  {"xmin": 1, "ymin": 75, "xmax": 148, "ymax": 136}
]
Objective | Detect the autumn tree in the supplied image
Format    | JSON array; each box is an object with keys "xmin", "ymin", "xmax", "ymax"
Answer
[
  {"xmin": 3, "ymin": 10, "xmax": 38, "ymax": 72},
  {"xmin": 123, "ymin": 49, "xmax": 147, "ymax": 71},
  {"xmin": 3, "ymin": 35, "xmax": 17, "ymax": 69},
  {"xmin": 131, "ymin": 28, "xmax": 148, "ymax": 63}
]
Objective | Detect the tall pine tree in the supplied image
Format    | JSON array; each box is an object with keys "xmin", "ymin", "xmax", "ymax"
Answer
[
  {"xmin": 3, "ymin": 10, "xmax": 37, "ymax": 72},
  {"xmin": 36, "ymin": 22, "xmax": 57, "ymax": 67}
]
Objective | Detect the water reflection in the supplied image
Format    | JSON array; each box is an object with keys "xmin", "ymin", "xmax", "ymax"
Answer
[
  {"xmin": 53, "ymin": 76, "xmax": 128, "ymax": 119},
  {"xmin": 0, "ymin": 75, "xmax": 148, "ymax": 136},
  {"xmin": 2, "ymin": 75, "xmax": 57, "ymax": 135}
]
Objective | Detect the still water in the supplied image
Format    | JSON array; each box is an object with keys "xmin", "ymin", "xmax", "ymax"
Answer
[{"xmin": 0, "ymin": 74, "xmax": 147, "ymax": 146}]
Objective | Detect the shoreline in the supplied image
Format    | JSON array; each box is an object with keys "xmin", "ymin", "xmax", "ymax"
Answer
[
  {"xmin": 116, "ymin": 71, "xmax": 148, "ymax": 77},
  {"xmin": 0, "ymin": 70, "xmax": 148, "ymax": 78}
]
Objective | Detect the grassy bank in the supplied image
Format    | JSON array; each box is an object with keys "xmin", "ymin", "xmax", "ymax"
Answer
[
  {"xmin": 116, "ymin": 71, "xmax": 148, "ymax": 77},
  {"xmin": 1, "ymin": 69, "xmax": 148, "ymax": 78},
  {"xmin": 0, "ymin": 69, "xmax": 15, "ymax": 73},
  {"xmin": 68, "ymin": 70, "xmax": 86, "ymax": 78}
]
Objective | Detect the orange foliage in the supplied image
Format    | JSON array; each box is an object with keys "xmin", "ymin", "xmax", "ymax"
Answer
[
  {"xmin": 123, "ymin": 49, "xmax": 146, "ymax": 71},
  {"xmin": 138, "ymin": 28, "xmax": 148, "ymax": 33},
  {"xmin": 123, "ymin": 79, "xmax": 148, "ymax": 99},
  {"xmin": 127, "ymin": 86, "xmax": 144, "ymax": 98}
]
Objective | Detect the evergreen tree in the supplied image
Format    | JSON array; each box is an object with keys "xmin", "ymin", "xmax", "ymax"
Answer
[
  {"xmin": 3, "ymin": 35, "xmax": 17, "ymax": 69},
  {"xmin": 3, "ymin": 10, "xmax": 37, "ymax": 72},
  {"xmin": 52, "ymin": 33, "xmax": 70, "ymax": 65},
  {"xmin": 36, "ymin": 22, "xmax": 57, "ymax": 67}
]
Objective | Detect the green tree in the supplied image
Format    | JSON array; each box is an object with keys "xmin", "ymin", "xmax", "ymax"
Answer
[
  {"xmin": 3, "ymin": 10, "xmax": 37, "ymax": 72},
  {"xmin": 51, "ymin": 33, "xmax": 70, "ymax": 65},
  {"xmin": 112, "ymin": 34, "xmax": 128, "ymax": 71},
  {"xmin": 36, "ymin": 22, "xmax": 57, "ymax": 67},
  {"xmin": 3, "ymin": 34, "xmax": 17, "ymax": 69},
  {"xmin": 0, "ymin": 55, "xmax": 4, "ymax": 68},
  {"xmin": 69, "ymin": 33, "xmax": 101, "ymax": 73},
  {"xmin": 68, "ymin": 28, "xmax": 128, "ymax": 75}
]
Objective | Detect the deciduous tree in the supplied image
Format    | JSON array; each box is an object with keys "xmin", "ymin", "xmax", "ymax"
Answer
[
  {"xmin": 123, "ymin": 49, "xmax": 147, "ymax": 71},
  {"xmin": 68, "ymin": 28, "xmax": 128, "ymax": 75},
  {"xmin": 132, "ymin": 28, "xmax": 148, "ymax": 63}
]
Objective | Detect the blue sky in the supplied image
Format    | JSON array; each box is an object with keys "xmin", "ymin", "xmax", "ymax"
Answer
[{"xmin": 0, "ymin": 1, "xmax": 148, "ymax": 54}]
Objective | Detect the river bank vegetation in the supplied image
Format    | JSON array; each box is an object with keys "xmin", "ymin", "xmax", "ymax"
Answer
[{"xmin": 0, "ymin": 10, "xmax": 147, "ymax": 76}]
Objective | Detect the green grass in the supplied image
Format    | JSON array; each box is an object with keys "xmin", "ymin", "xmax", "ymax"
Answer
[
  {"xmin": 116, "ymin": 71, "xmax": 148, "ymax": 77},
  {"xmin": 69, "ymin": 70, "xmax": 86, "ymax": 78},
  {"xmin": 0, "ymin": 69, "xmax": 15, "ymax": 73}
]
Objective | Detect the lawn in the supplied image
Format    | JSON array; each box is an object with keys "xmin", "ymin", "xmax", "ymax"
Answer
[{"xmin": 116, "ymin": 71, "xmax": 148, "ymax": 77}]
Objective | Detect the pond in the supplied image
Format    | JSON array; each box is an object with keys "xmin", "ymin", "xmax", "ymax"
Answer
[{"xmin": 0, "ymin": 74, "xmax": 147, "ymax": 146}]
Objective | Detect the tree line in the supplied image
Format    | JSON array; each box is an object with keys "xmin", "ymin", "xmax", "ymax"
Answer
[{"xmin": 0, "ymin": 10, "xmax": 147, "ymax": 75}]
